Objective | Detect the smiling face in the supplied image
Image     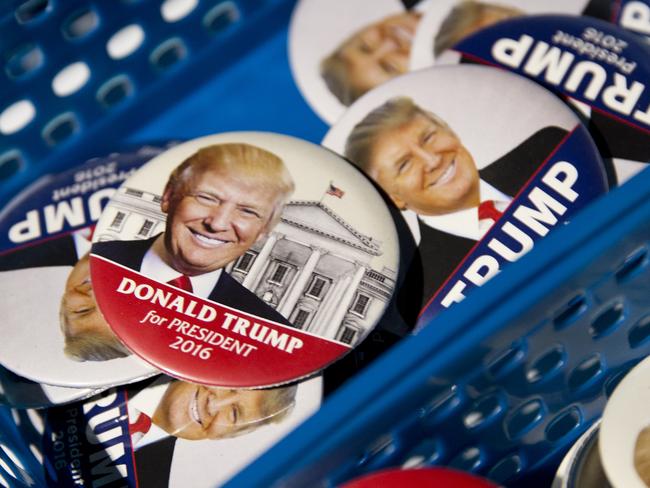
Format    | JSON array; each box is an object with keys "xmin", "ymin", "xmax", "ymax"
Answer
[
  {"xmin": 323, "ymin": 12, "xmax": 421, "ymax": 104},
  {"xmin": 455, "ymin": 6, "xmax": 522, "ymax": 41},
  {"xmin": 152, "ymin": 382, "xmax": 280, "ymax": 440},
  {"xmin": 368, "ymin": 113, "xmax": 480, "ymax": 215},
  {"xmin": 434, "ymin": 1, "xmax": 524, "ymax": 57},
  {"xmin": 60, "ymin": 253, "xmax": 130, "ymax": 361},
  {"xmin": 62, "ymin": 254, "xmax": 103, "ymax": 337},
  {"xmin": 160, "ymin": 165, "xmax": 279, "ymax": 276}
]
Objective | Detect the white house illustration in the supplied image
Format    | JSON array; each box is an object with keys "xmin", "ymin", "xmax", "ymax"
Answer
[{"xmin": 97, "ymin": 188, "xmax": 396, "ymax": 346}]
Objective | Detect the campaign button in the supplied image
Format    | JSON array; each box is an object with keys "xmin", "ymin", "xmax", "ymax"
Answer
[
  {"xmin": 323, "ymin": 65, "xmax": 608, "ymax": 331},
  {"xmin": 436, "ymin": 14, "xmax": 650, "ymax": 185},
  {"xmin": 0, "ymin": 146, "xmax": 170, "ymax": 389},
  {"xmin": 39, "ymin": 374, "xmax": 322, "ymax": 487},
  {"xmin": 90, "ymin": 133, "xmax": 400, "ymax": 388},
  {"xmin": 289, "ymin": 0, "xmax": 431, "ymax": 125},
  {"xmin": 409, "ymin": 0, "xmax": 647, "ymax": 71},
  {"xmin": 340, "ymin": 467, "xmax": 499, "ymax": 488},
  {"xmin": 600, "ymin": 356, "xmax": 650, "ymax": 488},
  {"xmin": 0, "ymin": 366, "xmax": 102, "ymax": 409}
]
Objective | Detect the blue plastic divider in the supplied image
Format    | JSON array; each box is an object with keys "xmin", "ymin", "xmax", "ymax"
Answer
[
  {"xmin": 2, "ymin": 0, "xmax": 650, "ymax": 486},
  {"xmin": 227, "ymin": 166, "xmax": 650, "ymax": 486},
  {"xmin": 0, "ymin": 0, "xmax": 326, "ymax": 206}
]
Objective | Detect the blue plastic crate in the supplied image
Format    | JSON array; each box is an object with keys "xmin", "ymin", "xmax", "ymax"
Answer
[
  {"xmin": 1, "ymin": 1, "xmax": 649, "ymax": 487},
  {"xmin": 226, "ymin": 163, "xmax": 650, "ymax": 487}
]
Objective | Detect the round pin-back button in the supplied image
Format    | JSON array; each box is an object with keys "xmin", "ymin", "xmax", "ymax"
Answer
[
  {"xmin": 409, "ymin": 0, "xmax": 645, "ymax": 71},
  {"xmin": 613, "ymin": 0, "xmax": 650, "ymax": 43},
  {"xmin": 90, "ymin": 133, "xmax": 400, "ymax": 388},
  {"xmin": 0, "ymin": 366, "xmax": 102, "ymax": 409},
  {"xmin": 289, "ymin": 0, "xmax": 431, "ymax": 125},
  {"xmin": 553, "ymin": 420, "xmax": 609, "ymax": 488},
  {"xmin": 0, "ymin": 146, "xmax": 172, "ymax": 389},
  {"xmin": 340, "ymin": 468, "xmax": 498, "ymax": 488},
  {"xmin": 40, "ymin": 375, "xmax": 322, "ymax": 487},
  {"xmin": 434, "ymin": 15, "xmax": 650, "ymax": 185},
  {"xmin": 600, "ymin": 356, "xmax": 650, "ymax": 488},
  {"xmin": 323, "ymin": 65, "xmax": 608, "ymax": 331}
]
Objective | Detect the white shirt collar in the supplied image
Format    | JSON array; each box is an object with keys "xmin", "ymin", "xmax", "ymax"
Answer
[
  {"xmin": 412, "ymin": 179, "xmax": 511, "ymax": 242},
  {"xmin": 140, "ymin": 239, "xmax": 222, "ymax": 300},
  {"xmin": 127, "ymin": 378, "xmax": 172, "ymax": 449},
  {"xmin": 72, "ymin": 229, "xmax": 92, "ymax": 258}
]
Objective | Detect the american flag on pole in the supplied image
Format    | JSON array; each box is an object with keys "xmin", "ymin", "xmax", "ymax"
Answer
[{"xmin": 326, "ymin": 182, "xmax": 344, "ymax": 198}]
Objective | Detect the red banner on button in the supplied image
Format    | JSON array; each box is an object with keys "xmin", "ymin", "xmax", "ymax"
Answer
[{"xmin": 90, "ymin": 255, "xmax": 350, "ymax": 387}]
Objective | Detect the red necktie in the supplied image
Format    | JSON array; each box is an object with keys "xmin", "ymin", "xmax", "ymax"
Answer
[
  {"xmin": 478, "ymin": 200, "xmax": 503, "ymax": 222},
  {"xmin": 167, "ymin": 275, "xmax": 193, "ymax": 293},
  {"xmin": 130, "ymin": 410, "xmax": 152, "ymax": 436}
]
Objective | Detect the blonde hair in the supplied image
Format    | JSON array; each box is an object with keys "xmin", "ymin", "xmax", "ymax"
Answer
[
  {"xmin": 156, "ymin": 382, "xmax": 299, "ymax": 440},
  {"xmin": 434, "ymin": 0, "xmax": 523, "ymax": 57},
  {"xmin": 167, "ymin": 143, "xmax": 295, "ymax": 229},
  {"xmin": 60, "ymin": 253, "xmax": 131, "ymax": 362},
  {"xmin": 230, "ymin": 384, "xmax": 298, "ymax": 438},
  {"xmin": 320, "ymin": 11, "xmax": 420, "ymax": 106},
  {"xmin": 345, "ymin": 96, "xmax": 452, "ymax": 177},
  {"xmin": 62, "ymin": 332, "xmax": 131, "ymax": 361},
  {"xmin": 321, "ymin": 53, "xmax": 366, "ymax": 107},
  {"xmin": 635, "ymin": 426, "xmax": 650, "ymax": 486}
]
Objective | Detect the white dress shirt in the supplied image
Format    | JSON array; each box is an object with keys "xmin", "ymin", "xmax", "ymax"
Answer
[
  {"xmin": 405, "ymin": 180, "xmax": 511, "ymax": 244},
  {"xmin": 127, "ymin": 379, "xmax": 172, "ymax": 449},
  {"xmin": 140, "ymin": 243, "xmax": 222, "ymax": 299}
]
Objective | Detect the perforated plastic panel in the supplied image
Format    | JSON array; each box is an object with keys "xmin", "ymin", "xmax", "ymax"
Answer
[
  {"xmin": 0, "ymin": 0, "xmax": 317, "ymax": 206},
  {"xmin": 2, "ymin": 0, "xmax": 650, "ymax": 487},
  {"xmin": 227, "ymin": 167, "xmax": 650, "ymax": 487}
]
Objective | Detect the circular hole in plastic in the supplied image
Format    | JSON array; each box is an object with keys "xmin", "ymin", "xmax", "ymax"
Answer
[
  {"xmin": 107, "ymin": 24, "xmax": 145, "ymax": 60},
  {"xmin": 29, "ymin": 443, "xmax": 43, "ymax": 464},
  {"xmin": 5, "ymin": 43, "xmax": 43, "ymax": 79},
  {"xmin": 546, "ymin": 407, "xmax": 581, "ymax": 443},
  {"xmin": 357, "ymin": 435, "xmax": 393, "ymax": 468},
  {"xmin": 150, "ymin": 38, "xmax": 187, "ymax": 70},
  {"xmin": 62, "ymin": 8, "xmax": 99, "ymax": 39},
  {"xmin": 568, "ymin": 354, "xmax": 605, "ymax": 392},
  {"xmin": 616, "ymin": 247, "xmax": 649, "ymax": 283},
  {"xmin": 0, "ymin": 444, "xmax": 25, "ymax": 472},
  {"xmin": 52, "ymin": 62, "xmax": 90, "ymax": 97},
  {"xmin": 97, "ymin": 75, "xmax": 134, "ymax": 108},
  {"xmin": 402, "ymin": 455, "xmax": 425, "ymax": 469},
  {"xmin": 421, "ymin": 385, "xmax": 462, "ymax": 425},
  {"xmin": 526, "ymin": 345, "xmax": 565, "ymax": 383},
  {"xmin": 26, "ymin": 410, "xmax": 45, "ymax": 435},
  {"xmin": 505, "ymin": 399, "xmax": 545, "ymax": 439},
  {"xmin": 203, "ymin": 1, "xmax": 239, "ymax": 33},
  {"xmin": 42, "ymin": 113, "xmax": 79, "ymax": 146},
  {"xmin": 629, "ymin": 314, "xmax": 650, "ymax": 348},
  {"xmin": 0, "ymin": 100, "xmax": 35, "ymax": 135},
  {"xmin": 449, "ymin": 446, "xmax": 483, "ymax": 472},
  {"xmin": 486, "ymin": 341, "xmax": 526, "ymax": 379},
  {"xmin": 462, "ymin": 394, "xmax": 504, "ymax": 430},
  {"xmin": 401, "ymin": 438, "xmax": 442, "ymax": 468},
  {"xmin": 590, "ymin": 301, "xmax": 625, "ymax": 339},
  {"xmin": 488, "ymin": 455, "xmax": 523, "ymax": 484},
  {"xmin": 604, "ymin": 368, "xmax": 630, "ymax": 397},
  {"xmin": 0, "ymin": 453, "xmax": 16, "ymax": 479},
  {"xmin": 0, "ymin": 151, "xmax": 23, "ymax": 181},
  {"xmin": 553, "ymin": 293, "xmax": 588, "ymax": 329},
  {"xmin": 15, "ymin": 0, "xmax": 50, "ymax": 24},
  {"xmin": 161, "ymin": 0, "xmax": 198, "ymax": 22}
]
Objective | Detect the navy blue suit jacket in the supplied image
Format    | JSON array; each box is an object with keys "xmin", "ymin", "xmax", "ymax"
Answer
[
  {"xmin": 92, "ymin": 235, "xmax": 290, "ymax": 326},
  {"xmin": 412, "ymin": 126, "xmax": 569, "ymax": 310}
]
